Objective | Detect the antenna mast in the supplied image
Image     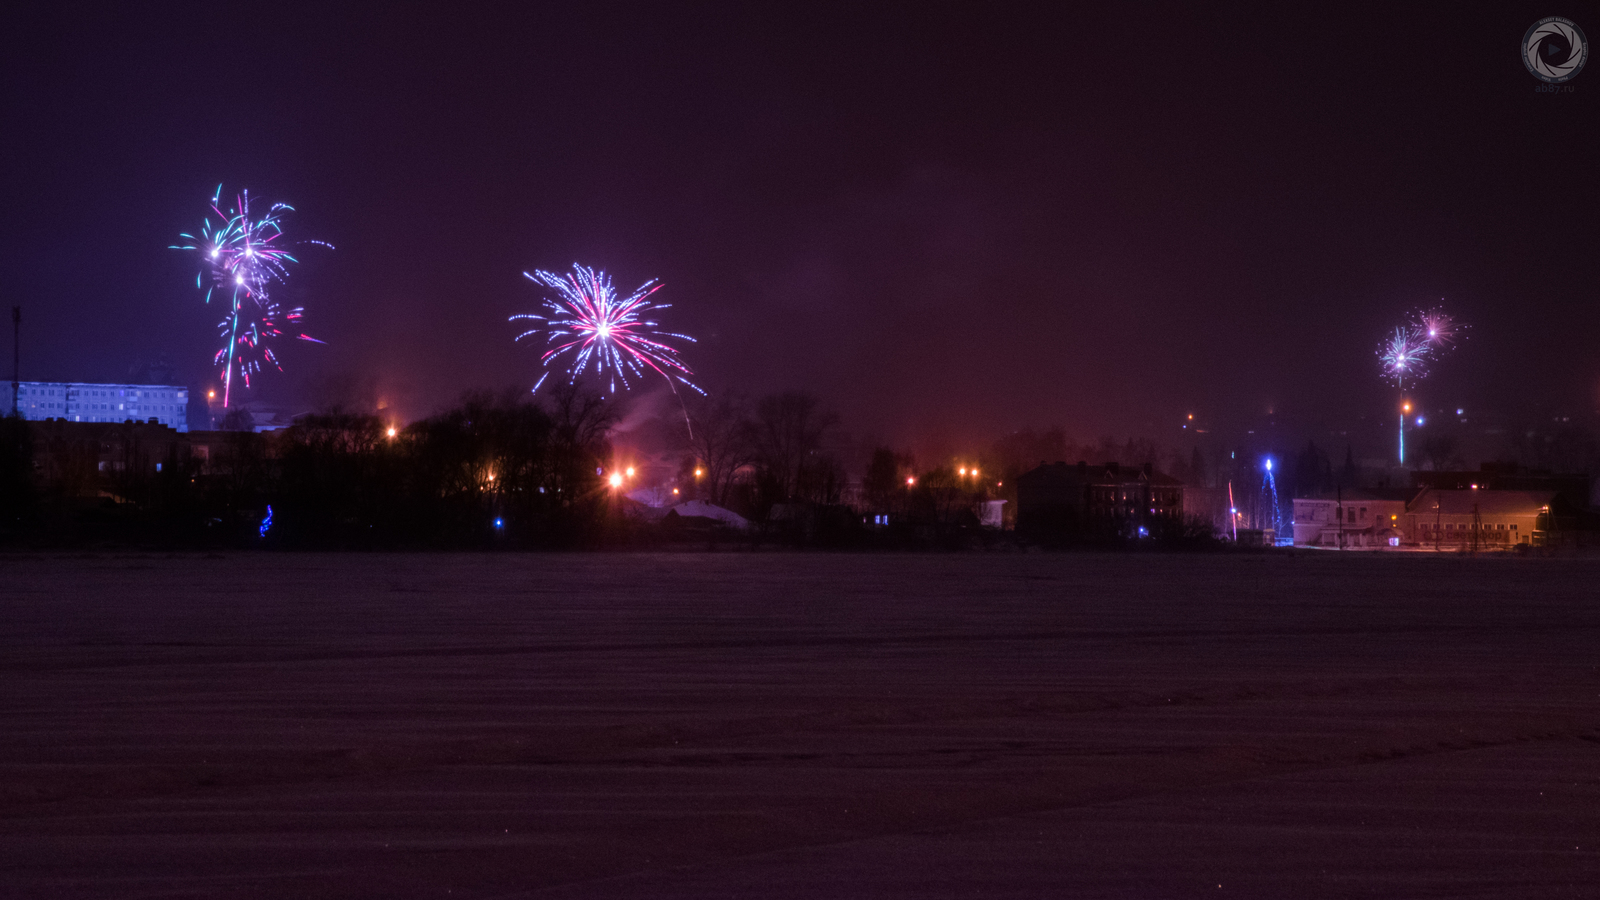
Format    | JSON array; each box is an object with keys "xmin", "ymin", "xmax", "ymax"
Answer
[{"xmin": 10, "ymin": 307, "xmax": 18, "ymax": 418}]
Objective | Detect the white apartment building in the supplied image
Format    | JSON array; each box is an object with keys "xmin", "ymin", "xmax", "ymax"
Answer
[{"xmin": 4, "ymin": 382, "xmax": 189, "ymax": 432}]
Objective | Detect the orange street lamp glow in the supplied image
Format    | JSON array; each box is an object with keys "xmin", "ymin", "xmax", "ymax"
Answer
[
  {"xmin": 694, "ymin": 468, "xmax": 704, "ymax": 478},
  {"xmin": 625, "ymin": 466, "xmax": 635, "ymax": 478},
  {"xmin": 386, "ymin": 426, "xmax": 397, "ymax": 438},
  {"xmin": 906, "ymin": 476, "xmax": 915, "ymax": 486},
  {"xmin": 207, "ymin": 390, "xmax": 215, "ymax": 399},
  {"xmin": 958, "ymin": 467, "xmax": 967, "ymax": 476},
  {"xmin": 609, "ymin": 473, "xmax": 623, "ymax": 488}
]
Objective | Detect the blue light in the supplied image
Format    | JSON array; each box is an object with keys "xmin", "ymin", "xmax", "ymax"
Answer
[
  {"xmin": 1264, "ymin": 459, "xmax": 1272, "ymax": 471},
  {"xmin": 494, "ymin": 517, "xmax": 504, "ymax": 529},
  {"xmin": 259, "ymin": 505, "xmax": 273, "ymax": 538},
  {"xmin": 1416, "ymin": 416, "xmax": 1424, "ymax": 426}
]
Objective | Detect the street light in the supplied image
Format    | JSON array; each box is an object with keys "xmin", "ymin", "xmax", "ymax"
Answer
[
  {"xmin": 386, "ymin": 426, "xmax": 397, "ymax": 439},
  {"xmin": 609, "ymin": 473, "xmax": 623, "ymax": 488}
]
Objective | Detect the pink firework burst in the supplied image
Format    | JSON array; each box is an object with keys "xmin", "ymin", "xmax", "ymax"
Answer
[
  {"xmin": 1413, "ymin": 304, "xmax": 1466, "ymax": 349},
  {"xmin": 511, "ymin": 264, "xmax": 701, "ymax": 396}
]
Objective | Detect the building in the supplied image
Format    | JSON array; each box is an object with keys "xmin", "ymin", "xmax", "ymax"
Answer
[
  {"xmin": 1016, "ymin": 461, "xmax": 1184, "ymax": 540},
  {"xmin": 4, "ymin": 381, "xmax": 189, "ymax": 432},
  {"xmin": 1291, "ymin": 490, "xmax": 1409, "ymax": 548},
  {"xmin": 1404, "ymin": 488, "xmax": 1553, "ymax": 548},
  {"xmin": 1413, "ymin": 465, "xmax": 1592, "ymax": 516},
  {"xmin": 23, "ymin": 418, "xmax": 193, "ymax": 504}
]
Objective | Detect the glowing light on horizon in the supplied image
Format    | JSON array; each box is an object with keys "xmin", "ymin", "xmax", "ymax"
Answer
[{"xmin": 512, "ymin": 264, "xmax": 700, "ymax": 397}]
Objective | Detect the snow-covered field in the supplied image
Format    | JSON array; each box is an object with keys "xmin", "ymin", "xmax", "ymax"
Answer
[{"xmin": 2, "ymin": 551, "xmax": 1597, "ymax": 898}]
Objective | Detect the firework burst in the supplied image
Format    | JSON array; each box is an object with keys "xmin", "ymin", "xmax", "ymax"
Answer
[
  {"xmin": 511, "ymin": 264, "xmax": 701, "ymax": 396},
  {"xmin": 1376, "ymin": 302, "xmax": 1467, "ymax": 465},
  {"xmin": 1414, "ymin": 304, "xmax": 1465, "ymax": 350},
  {"xmin": 1378, "ymin": 326, "xmax": 1432, "ymax": 387},
  {"xmin": 173, "ymin": 185, "xmax": 330, "ymax": 405},
  {"xmin": 212, "ymin": 300, "xmax": 324, "ymax": 393}
]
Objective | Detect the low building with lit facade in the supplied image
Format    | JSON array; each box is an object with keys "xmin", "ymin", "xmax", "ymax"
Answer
[
  {"xmin": 1404, "ymin": 488, "xmax": 1553, "ymax": 548},
  {"xmin": 4, "ymin": 382, "xmax": 189, "ymax": 432},
  {"xmin": 1291, "ymin": 487, "xmax": 1563, "ymax": 549}
]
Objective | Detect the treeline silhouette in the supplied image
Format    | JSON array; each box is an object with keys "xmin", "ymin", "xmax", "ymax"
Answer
[
  {"xmin": 0, "ymin": 384, "xmax": 1037, "ymax": 549},
  {"xmin": 0, "ymin": 387, "xmax": 625, "ymax": 549}
]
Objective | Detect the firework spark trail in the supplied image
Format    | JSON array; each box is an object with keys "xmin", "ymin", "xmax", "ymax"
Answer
[
  {"xmin": 511, "ymin": 264, "xmax": 702, "ymax": 398},
  {"xmin": 173, "ymin": 185, "xmax": 330, "ymax": 406}
]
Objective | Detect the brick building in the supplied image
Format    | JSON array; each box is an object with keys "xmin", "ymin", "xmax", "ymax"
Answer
[{"xmin": 1016, "ymin": 461, "xmax": 1184, "ymax": 540}]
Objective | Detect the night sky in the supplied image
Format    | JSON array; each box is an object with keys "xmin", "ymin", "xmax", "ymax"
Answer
[{"xmin": 4, "ymin": 5, "xmax": 1596, "ymax": 456}]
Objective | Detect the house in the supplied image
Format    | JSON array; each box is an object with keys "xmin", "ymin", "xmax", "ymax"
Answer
[
  {"xmin": 1404, "ymin": 488, "xmax": 1553, "ymax": 548},
  {"xmin": 666, "ymin": 500, "xmax": 751, "ymax": 531},
  {"xmin": 1291, "ymin": 490, "xmax": 1409, "ymax": 548},
  {"xmin": 1412, "ymin": 465, "xmax": 1592, "ymax": 517},
  {"xmin": 1016, "ymin": 461, "xmax": 1184, "ymax": 540}
]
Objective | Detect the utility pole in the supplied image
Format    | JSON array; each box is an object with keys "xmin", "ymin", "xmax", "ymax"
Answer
[
  {"xmin": 1337, "ymin": 484, "xmax": 1344, "ymax": 550},
  {"xmin": 1471, "ymin": 502, "xmax": 1481, "ymax": 555},
  {"xmin": 10, "ymin": 306, "xmax": 18, "ymax": 419},
  {"xmin": 1440, "ymin": 493, "xmax": 1452, "ymax": 550}
]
